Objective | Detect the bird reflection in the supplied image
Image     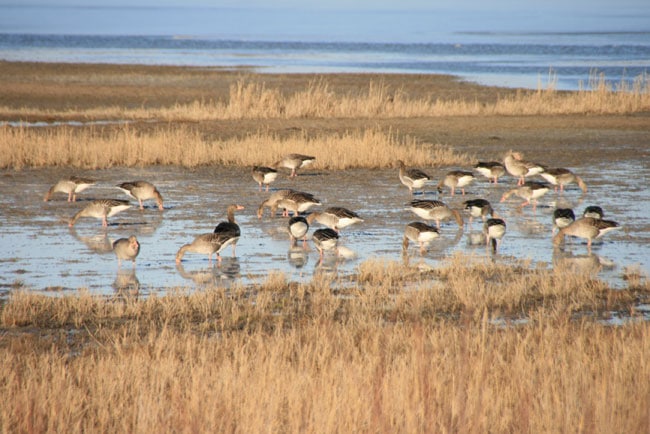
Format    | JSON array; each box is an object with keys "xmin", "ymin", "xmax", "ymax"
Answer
[
  {"xmin": 175, "ymin": 257, "xmax": 240, "ymax": 286},
  {"xmin": 68, "ymin": 226, "xmax": 113, "ymax": 254},
  {"xmin": 553, "ymin": 250, "xmax": 616, "ymax": 275},
  {"xmin": 112, "ymin": 268, "xmax": 140, "ymax": 295},
  {"xmin": 287, "ymin": 246, "xmax": 309, "ymax": 269}
]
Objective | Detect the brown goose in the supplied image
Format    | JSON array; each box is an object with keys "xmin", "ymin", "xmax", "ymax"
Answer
[
  {"xmin": 275, "ymin": 190, "xmax": 322, "ymax": 217},
  {"xmin": 539, "ymin": 168, "xmax": 587, "ymax": 194},
  {"xmin": 484, "ymin": 218, "xmax": 507, "ymax": 253},
  {"xmin": 112, "ymin": 235, "xmax": 140, "ymax": 268},
  {"xmin": 213, "ymin": 204, "xmax": 245, "ymax": 256},
  {"xmin": 252, "ymin": 166, "xmax": 278, "ymax": 191},
  {"xmin": 288, "ymin": 216, "xmax": 309, "ymax": 247},
  {"xmin": 69, "ymin": 199, "xmax": 131, "ymax": 227},
  {"xmin": 402, "ymin": 222, "xmax": 440, "ymax": 254},
  {"xmin": 175, "ymin": 233, "xmax": 230, "ymax": 264},
  {"xmin": 474, "ymin": 161, "xmax": 506, "ymax": 184},
  {"xmin": 500, "ymin": 181, "xmax": 550, "ymax": 210},
  {"xmin": 44, "ymin": 176, "xmax": 96, "ymax": 202},
  {"xmin": 312, "ymin": 228, "xmax": 339, "ymax": 260},
  {"xmin": 306, "ymin": 207, "xmax": 363, "ymax": 232},
  {"xmin": 405, "ymin": 199, "xmax": 463, "ymax": 229},
  {"xmin": 503, "ymin": 151, "xmax": 545, "ymax": 186},
  {"xmin": 116, "ymin": 181, "xmax": 164, "ymax": 210},
  {"xmin": 275, "ymin": 153, "xmax": 316, "ymax": 177},
  {"xmin": 437, "ymin": 170, "xmax": 475, "ymax": 196},
  {"xmin": 553, "ymin": 217, "xmax": 620, "ymax": 251},
  {"xmin": 257, "ymin": 189, "xmax": 294, "ymax": 218},
  {"xmin": 397, "ymin": 160, "xmax": 431, "ymax": 195}
]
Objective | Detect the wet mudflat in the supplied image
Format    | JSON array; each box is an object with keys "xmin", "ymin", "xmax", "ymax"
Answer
[{"xmin": 0, "ymin": 159, "xmax": 648, "ymax": 299}]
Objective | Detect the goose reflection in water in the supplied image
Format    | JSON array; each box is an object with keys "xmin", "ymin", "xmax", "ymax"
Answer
[
  {"xmin": 287, "ymin": 246, "xmax": 309, "ymax": 269},
  {"xmin": 553, "ymin": 250, "xmax": 616, "ymax": 275},
  {"xmin": 68, "ymin": 226, "xmax": 114, "ymax": 254},
  {"xmin": 175, "ymin": 257, "xmax": 241, "ymax": 286},
  {"xmin": 113, "ymin": 268, "xmax": 140, "ymax": 295}
]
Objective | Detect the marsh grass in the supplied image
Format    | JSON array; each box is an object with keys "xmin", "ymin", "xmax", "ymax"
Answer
[
  {"xmin": 2, "ymin": 255, "xmax": 649, "ymax": 433},
  {"xmin": 1, "ymin": 73, "xmax": 649, "ymax": 122},
  {"xmin": 0, "ymin": 126, "xmax": 470, "ymax": 169}
]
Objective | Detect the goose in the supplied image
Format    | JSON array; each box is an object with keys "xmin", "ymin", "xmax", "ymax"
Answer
[
  {"xmin": 44, "ymin": 176, "xmax": 96, "ymax": 202},
  {"xmin": 397, "ymin": 160, "xmax": 431, "ymax": 195},
  {"xmin": 503, "ymin": 151, "xmax": 545, "ymax": 186},
  {"xmin": 213, "ymin": 204, "xmax": 245, "ymax": 256},
  {"xmin": 463, "ymin": 199, "xmax": 495, "ymax": 226},
  {"xmin": 257, "ymin": 189, "xmax": 294, "ymax": 218},
  {"xmin": 288, "ymin": 216, "xmax": 309, "ymax": 247},
  {"xmin": 553, "ymin": 217, "xmax": 620, "ymax": 251},
  {"xmin": 552, "ymin": 208, "xmax": 576, "ymax": 234},
  {"xmin": 500, "ymin": 181, "xmax": 550, "ymax": 210},
  {"xmin": 252, "ymin": 166, "xmax": 278, "ymax": 191},
  {"xmin": 175, "ymin": 233, "xmax": 231, "ymax": 264},
  {"xmin": 312, "ymin": 228, "xmax": 339, "ymax": 259},
  {"xmin": 69, "ymin": 199, "xmax": 131, "ymax": 227},
  {"xmin": 306, "ymin": 207, "xmax": 363, "ymax": 232},
  {"xmin": 484, "ymin": 218, "xmax": 507, "ymax": 253},
  {"xmin": 402, "ymin": 222, "xmax": 440, "ymax": 254},
  {"xmin": 437, "ymin": 170, "xmax": 475, "ymax": 196},
  {"xmin": 274, "ymin": 190, "xmax": 321, "ymax": 217},
  {"xmin": 583, "ymin": 206, "xmax": 604, "ymax": 219},
  {"xmin": 539, "ymin": 168, "xmax": 587, "ymax": 194},
  {"xmin": 116, "ymin": 181, "xmax": 164, "ymax": 210},
  {"xmin": 474, "ymin": 161, "xmax": 506, "ymax": 184},
  {"xmin": 405, "ymin": 199, "xmax": 464, "ymax": 229},
  {"xmin": 275, "ymin": 153, "xmax": 316, "ymax": 177},
  {"xmin": 112, "ymin": 235, "xmax": 140, "ymax": 268}
]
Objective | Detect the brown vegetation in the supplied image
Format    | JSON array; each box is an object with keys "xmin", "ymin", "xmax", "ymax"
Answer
[{"xmin": 1, "ymin": 257, "xmax": 649, "ymax": 433}]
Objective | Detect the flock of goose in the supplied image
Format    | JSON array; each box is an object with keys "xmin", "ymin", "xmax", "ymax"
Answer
[{"xmin": 43, "ymin": 151, "xmax": 621, "ymax": 270}]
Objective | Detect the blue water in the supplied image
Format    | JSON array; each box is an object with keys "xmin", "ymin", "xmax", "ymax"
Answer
[{"xmin": 1, "ymin": 5, "xmax": 649, "ymax": 89}]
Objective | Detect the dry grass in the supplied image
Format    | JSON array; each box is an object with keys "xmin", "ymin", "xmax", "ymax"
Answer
[
  {"xmin": 1, "ymin": 73, "xmax": 649, "ymax": 122},
  {"xmin": 0, "ymin": 126, "xmax": 471, "ymax": 170},
  {"xmin": 2, "ymin": 256, "xmax": 649, "ymax": 433}
]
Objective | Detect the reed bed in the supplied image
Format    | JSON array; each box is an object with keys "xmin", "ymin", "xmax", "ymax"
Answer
[
  {"xmin": 1, "ymin": 73, "xmax": 649, "ymax": 122},
  {"xmin": 2, "ymin": 256, "xmax": 649, "ymax": 433},
  {"xmin": 0, "ymin": 126, "xmax": 471, "ymax": 170}
]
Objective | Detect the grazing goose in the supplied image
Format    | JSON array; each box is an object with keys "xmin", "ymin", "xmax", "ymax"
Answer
[
  {"xmin": 175, "ymin": 233, "xmax": 231, "ymax": 264},
  {"xmin": 406, "ymin": 199, "xmax": 464, "ymax": 229},
  {"xmin": 540, "ymin": 168, "xmax": 587, "ymax": 194},
  {"xmin": 474, "ymin": 161, "xmax": 506, "ymax": 184},
  {"xmin": 437, "ymin": 170, "xmax": 475, "ymax": 196},
  {"xmin": 306, "ymin": 207, "xmax": 363, "ymax": 232},
  {"xmin": 288, "ymin": 216, "xmax": 309, "ymax": 247},
  {"xmin": 552, "ymin": 208, "xmax": 576, "ymax": 234},
  {"xmin": 402, "ymin": 222, "xmax": 440, "ymax": 254},
  {"xmin": 257, "ymin": 189, "xmax": 293, "ymax": 218},
  {"xmin": 252, "ymin": 166, "xmax": 278, "ymax": 191},
  {"xmin": 69, "ymin": 199, "xmax": 131, "ymax": 227},
  {"xmin": 397, "ymin": 160, "xmax": 431, "ymax": 195},
  {"xmin": 583, "ymin": 206, "xmax": 604, "ymax": 219},
  {"xmin": 500, "ymin": 181, "xmax": 550, "ymax": 210},
  {"xmin": 503, "ymin": 151, "xmax": 545, "ymax": 186},
  {"xmin": 213, "ymin": 204, "xmax": 245, "ymax": 256},
  {"xmin": 116, "ymin": 181, "xmax": 164, "ymax": 210},
  {"xmin": 44, "ymin": 176, "xmax": 96, "ymax": 202},
  {"xmin": 553, "ymin": 217, "xmax": 620, "ymax": 251},
  {"xmin": 463, "ymin": 199, "xmax": 495, "ymax": 226},
  {"xmin": 112, "ymin": 235, "xmax": 140, "ymax": 268},
  {"xmin": 275, "ymin": 190, "xmax": 322, "ymax": 217},
  {"xmin": 312, "ymin": 228, "xmax": 339, "ymax": 259},
  {"xmin": 275, "ymin": 153, "xmax": 316, "ymax": 177},
  {"xmin": 484, "ymin": 218, "xmax": 507, "ymax": 253}
]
